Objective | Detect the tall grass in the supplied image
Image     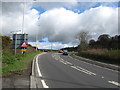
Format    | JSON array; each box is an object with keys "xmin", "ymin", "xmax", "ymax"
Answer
[
  {"xmin": 78, "ymin": 49, "xmax": 120, "ymax": 65},
  {"xmin": 2, "ymin": 50, "xmax": 41, "ymax": 76}
]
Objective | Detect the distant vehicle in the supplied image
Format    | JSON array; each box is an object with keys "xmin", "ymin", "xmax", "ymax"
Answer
[
  {"xmin": 63, "ymin": 50, "xmax": 68, "ymax": 55},
  {"xmin": 44, "ymin": 50, "xmax": 48, "ymax": 52},
  {"xmin": 58, "ymin": 50, "xmax": 64, "ymax": 53}
]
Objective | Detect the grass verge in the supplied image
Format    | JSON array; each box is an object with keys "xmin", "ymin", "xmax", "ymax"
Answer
[
  {"xmin": 2, "ymin": 50, "xmax": 41, "ymax": 76},
  {"xmin": 77, "ymin": 49, "xmax": 120, "ymax": 66}
]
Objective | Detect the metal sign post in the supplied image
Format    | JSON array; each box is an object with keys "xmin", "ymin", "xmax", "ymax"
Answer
[
  {"xmin": 15, "ymin": 34, "xmax": 17, "ymax": 55},
  {"xmin": 12, "ymin": 33, "xmax": 28, "ymax": 54}
]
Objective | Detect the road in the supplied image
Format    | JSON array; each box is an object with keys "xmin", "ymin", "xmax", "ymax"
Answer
[{"xmin": 34, "ymin": 52, "xmax": 119, "ymax": 88}]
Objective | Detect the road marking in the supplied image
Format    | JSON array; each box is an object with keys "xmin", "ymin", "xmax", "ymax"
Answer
[
  {"xmin": 36, "ymin": 54, "xmax": 49, "ymax": 88},
  {"xmin": 68, "ymin": 55, "xmax": 119, "ymax": 73},
  {"xmin": 56, "ymin": 54, "xmax": 97, "ymax": 76},
  {"xmin": 101, "ymin": 76, "xmax": 104, "ymax": 78},
  {"xmin": 55, "ymin": 58, "xmax": 58, "ymax": 60},
  {"xmin": 108, "ymin": 81, "xmax": 120, "ymax": 87},
  {"xmin": 61, "ymin": 58, "xmax": 64, "ymax": 61},
  {"xmin": 60, "ymin": 60, "xmax": 67, "ymax": 64},
  {"xmin": 36, "ymin": 54, "xmax": 42, "ymax": 77},
  {"xmin": 41, "ymin": 80, "xmax": 49, "ymax": 88},
  {"xmin": 65, "ymin": 61, "xmax": 72, "ymax": 65},
  {"xmin": 71, "ymin": 66, "xmax": 93, "ymax": 75},
  {"xmin": 77, "ymin": 66, "xmax": 96, "ymax": 76}
]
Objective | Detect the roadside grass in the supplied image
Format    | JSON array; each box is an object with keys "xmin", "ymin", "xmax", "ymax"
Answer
[
  {"xmin": 77, "ymin": 49, "xmax": 120, "ymax": 65},
  {"xmin": 2, "ymin": 50, "xmax": 41, "ymax": 76}
]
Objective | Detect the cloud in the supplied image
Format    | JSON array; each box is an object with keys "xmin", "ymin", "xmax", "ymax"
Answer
[
  {"xmin": 1, "ymin": 2, "xmax": 118, "ymax": 49},
  {"xmin": 37, "ymin": 8, "xmax": 79, "ymax": 43},
  {"xmin": 2, "ymin": 2, "xmax": 39, "ymax": 41},
  {"xmin": 37, "ymin": 6, "xmax": 118, "ymax": 42},
  {"xmin": 28, "ymin": 42, "xmax": 74, "ymax": 50},
  {"xmin": 79, "ymin": 6, "xmax": 118, "ymax": 39}
]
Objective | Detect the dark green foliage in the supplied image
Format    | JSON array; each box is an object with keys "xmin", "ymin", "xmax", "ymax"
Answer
[
  {"xmin": 61, "ymin": 47, "xmax": 78, "ymax": 52},
  {"xmin": 2, "ymin": 50, "xmax": 26, "ymax": 65},
  {"xmin": 77, "ymin": 50, "xmax": 120, "ymax": 65},
  {"xmin": 2, "ymin": 36, "xmax": 12, "ymax": 50},
  {"xmin": 89, "ymin": 34, "xmax": 120, "ymax": 50},
  {"xmin": 2, "ymin": 50, "xmax": 16, "ymax": 64}
]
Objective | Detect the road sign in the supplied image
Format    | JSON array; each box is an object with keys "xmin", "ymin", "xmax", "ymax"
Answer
[
  {"xmin": 21, "ymin": 41, "xmax": 28, "ymax": 47},
  {"xmin": 12, "ymin": 34, "xmax": 28, "ymax": 49},
  {"xmin": 21, "ymin": 49, "xmax": 27, "ymax": 52}
]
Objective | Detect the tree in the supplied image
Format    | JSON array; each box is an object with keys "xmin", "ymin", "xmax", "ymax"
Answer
[
  {"xmin": 2, "ymin": 36, "xmax": 12, "ymax": 50},
  {"xmin": 88, "ymin": 34, "xmax": 120, "ymax": 50},
  {"xmin": 110, "ymin": 35, "xmax": 120, "ymax": 49},
  {"xmin": 98, "ymin": 34, "xmax": 111, "ymax": 49},
  {"xmin": 89, "ymin": 39, "xmax": 95, "ymax": 48},
  {"xmin": 76, "ymin": 31, "xmax": 91, "ymax": 51}
]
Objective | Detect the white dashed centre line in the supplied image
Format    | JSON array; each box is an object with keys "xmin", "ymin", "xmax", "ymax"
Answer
[
  {"xmin": 53, "ymin": 53, "xmax": 97, "ymax": 76},
  {"xmin": 71, "ymin": 66, "xmax": 93, "ymax": 75}
]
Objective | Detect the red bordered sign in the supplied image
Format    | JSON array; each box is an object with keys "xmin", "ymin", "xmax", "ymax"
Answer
[{"xmin": 21, "ymin": 41, "xmax": 28, "ymax": 47}]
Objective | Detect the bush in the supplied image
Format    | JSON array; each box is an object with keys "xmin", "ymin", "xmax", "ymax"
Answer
[
  {"xmin": 77, "ymin": 49, "xmax": 120, "ymax": 65},
  {"xmin": 2, "ymin": 50, "xmax": 16, "ymax": 64}
]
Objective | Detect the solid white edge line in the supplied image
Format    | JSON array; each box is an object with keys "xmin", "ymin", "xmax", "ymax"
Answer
[
  {"xmin": 41, "ymin": 80, "xmax": 49, "ymax": 88},
  {"xmin": 36, "ymin": 54, "xmax": 42, "ymax": 77},
  {"xmin": 36, "ymin": 54, "xmax": 49, "ymax": 88},
  {"xmin": 108, "ymin": 81, "xmax": 120, "ymax": 87}
]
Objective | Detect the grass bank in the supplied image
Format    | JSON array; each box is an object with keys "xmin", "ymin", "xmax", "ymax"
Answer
[
  {"xmin": 2, "ymin": 50, "xmax": 41, "ymax": 76},
  {"xmin": 77, "ymin": 49, "xmax": 120, "ymax": 66}
]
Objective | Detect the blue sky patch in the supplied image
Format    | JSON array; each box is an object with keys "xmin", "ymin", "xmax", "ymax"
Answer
[
  {"xmin": 31, "ymin": 6, "xmax": 46, "ymax": 14},
  {"xmin": 31, "ymin": 2, "xmax": 118, "ymax": 15}
]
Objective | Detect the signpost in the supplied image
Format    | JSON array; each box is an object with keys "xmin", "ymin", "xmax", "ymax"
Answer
[
  {"xmin": 12, "ymin": 33, "xmax": 28, "ymax": 54},
  {"xmin": 21, "ymin": 41, "xmax": 28, "ymax": 48},
  {"xmin": 21, "ymin": 41, "xmax": 28, "ymax": 54}
]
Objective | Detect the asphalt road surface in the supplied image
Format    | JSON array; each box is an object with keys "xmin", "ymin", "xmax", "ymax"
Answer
[{"xmin": 35, "ymin": 52, "xmax": 119, "ymax": 88}]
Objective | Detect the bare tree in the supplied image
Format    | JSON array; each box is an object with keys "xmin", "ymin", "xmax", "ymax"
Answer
[{"xmin": 76, "ymin": 31, "xmax": 91, "ymax": 51}]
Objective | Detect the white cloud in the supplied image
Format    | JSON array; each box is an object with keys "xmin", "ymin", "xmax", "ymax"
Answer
[
  {"xmin": 29, "ymin": 42, "xmax": 74, "ymax": 50},
  {"xmin": 2, "ymin": 2, "xmax": 39, "ymax": 41},
  {"xmin": 1, "ymin": 2, "xmax": 118, "ymax": 49},
  {"xmin": 37, "ymin": 6, "xmax": 118, "ymax": 42},
  {"xmin": 37, "ymin": 8, "xmax": 79, "ymax": 43}
]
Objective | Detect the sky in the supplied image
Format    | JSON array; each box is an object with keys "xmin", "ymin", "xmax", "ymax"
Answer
[{"xmin": 1, "ymin": 0, "xmax": 119, "ymax": 50}]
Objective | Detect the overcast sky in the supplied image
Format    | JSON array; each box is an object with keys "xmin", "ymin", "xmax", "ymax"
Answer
[{"xmin": 1, "ymin": 0, "xmax": 119, "ymax": 49}]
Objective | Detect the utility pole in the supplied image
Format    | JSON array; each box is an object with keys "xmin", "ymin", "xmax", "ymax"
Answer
[
  {"xmin": 22, "ymin": 33, "xmax": 26, "ymax": 54},
  {"xmin": 36, "ymin": 29, "xmax": 38, "ymax": 51},
  {"xmin": 51, "ymin": 42, "xmax": 52, "ymax": 52},
  {"xmin": 15, "ymin": 33, "xmax": 17, "ymax": 55},
  {"xmin": 22, "ymin": 1, "xmax": 25, "ymax": 34},
  {"xmin": 10, "ymin": 31, "xmax": 17, "ymax": 55},
  {"xmin": 21, "ymin": 0, "xmax": 25, "ymax": 54}
]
